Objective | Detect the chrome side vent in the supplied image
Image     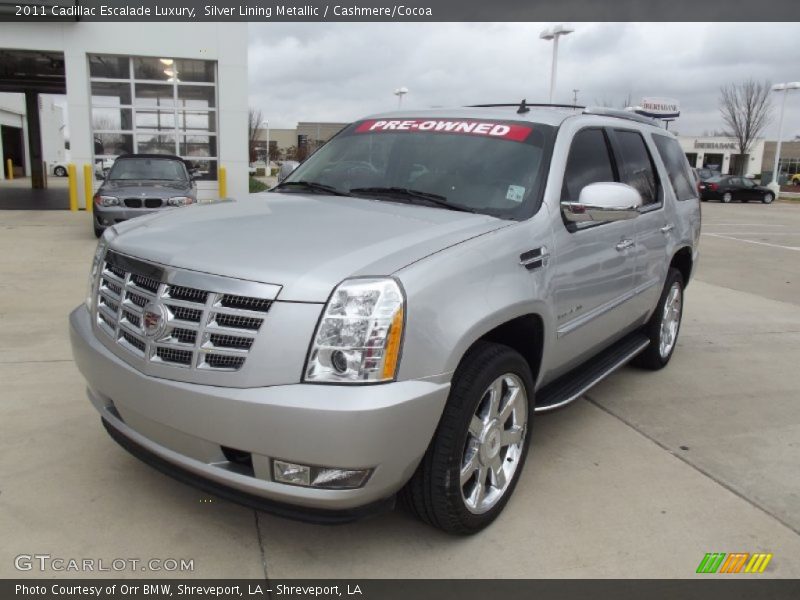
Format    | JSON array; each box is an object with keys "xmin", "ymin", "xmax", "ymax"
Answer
[{"xmin": 519, "ymin": 246, "xmax": 550, "ymax": 271}]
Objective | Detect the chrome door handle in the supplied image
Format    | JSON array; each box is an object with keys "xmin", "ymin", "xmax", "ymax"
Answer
[
  {"xmin": 660, "ymin": 224, "xmax": 674, "ymax": 234},
  {"xmin": 615, "ymin": 239, "xmax": 635, "ymax": 251}
]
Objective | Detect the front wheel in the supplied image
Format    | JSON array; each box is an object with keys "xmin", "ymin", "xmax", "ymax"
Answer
[
  {"xmin": 54, "ymin": 166, "xmax": 67, "ymax": 177},
  {"xmin": 762, "ymin": 193, "xmax": 774, "ymax": 204},
  {"xmin": 401, "ymin": 342, "xmax": 533, "ymax": 534},
  {"xmin": 634, "ymin": 268, "xmax": 684, "ymax": 370}
]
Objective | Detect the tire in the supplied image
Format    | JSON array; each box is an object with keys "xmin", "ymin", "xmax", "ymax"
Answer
[
  {"xmin": 401, "ymin": 341, "xmax": 534, "ymax": 534},
  {"xmin": 633, "ymin": 268, "xmax": 684, "ymax": 370},
  {"xmin": 54, "ymin": 166, "xmax": 67, "ymax": 177},
  {"xmin": 722, "ymin": 192, "xmax": 733, "ymax": 203},
  {"xmin": 94, "ymin": 226, "xmax": 103, "ymax": 238},
  {"xmin": 762, "ymin": 193, "xmax": 774, "ymax": 204}
]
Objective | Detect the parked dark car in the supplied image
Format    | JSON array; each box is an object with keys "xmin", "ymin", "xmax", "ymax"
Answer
[
  {"xmin": 698, "ymin": 176, "xmax": 775, "ymax": 204},
  {"xmin": 92, "ymin": 154, "xmax": 197, "ymax": 237}
]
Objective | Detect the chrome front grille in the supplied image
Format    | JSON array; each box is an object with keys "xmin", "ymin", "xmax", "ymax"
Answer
[{"xmin": 94, "ymin": 251, "xmax": 276, "ymax": 372}]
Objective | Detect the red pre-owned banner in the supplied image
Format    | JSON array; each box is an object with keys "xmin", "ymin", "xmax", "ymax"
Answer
[{"xmin": 355, "ymin": 119, "xmax": 532, "ymax": 141}]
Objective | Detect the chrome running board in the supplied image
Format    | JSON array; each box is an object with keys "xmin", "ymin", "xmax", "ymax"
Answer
[{"xmin": 534, "ymin": 332, "xmax": 650, "ymax": 413}]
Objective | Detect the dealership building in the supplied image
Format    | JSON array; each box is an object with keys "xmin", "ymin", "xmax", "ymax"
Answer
[
  {"xmin": 676, "ymin": 135, "xmax": 766, "ymax": 177},
  {"xmin": 0, "ymin": 93, "xmax": 67, "ymax": 177},
  {"xmin": 0, "ymin": 18, "xmax": 248, "ymax": 202}
]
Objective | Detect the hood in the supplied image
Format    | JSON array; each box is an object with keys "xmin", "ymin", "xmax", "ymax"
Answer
[
  {"xmin": 101, "ymin": 180, "xmax": 193, "ymax": 197},
  {"xmin": 110, "ymin": 193, "xmax": 509, "ymax": 302}
]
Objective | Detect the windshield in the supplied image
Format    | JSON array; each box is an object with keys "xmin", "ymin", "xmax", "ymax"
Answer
[
  {"xmin": 108, "ymin": 158, "xmax": 188, "ymax": 181},
  {"xmin": 279, "ymin": 118, "xmax": 555, "ymax": 219}
]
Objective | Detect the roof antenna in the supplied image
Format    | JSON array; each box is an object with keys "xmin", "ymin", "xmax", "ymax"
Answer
[{"xmin": 517, "ymin": 99, "xmax": 530, "ymax": 114}]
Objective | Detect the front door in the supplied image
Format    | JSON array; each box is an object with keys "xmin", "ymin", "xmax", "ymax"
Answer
[
  {"xmin": 738, "ymin": 177, "xmax": 760, "ymax": 201},
  {"xmin": 549, "ymin": 127, "xmax": 638, "ymax": 375}
]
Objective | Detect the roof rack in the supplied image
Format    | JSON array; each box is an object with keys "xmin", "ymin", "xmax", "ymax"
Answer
[
  {"xmin": 582, "ymin": 107, "xmax": 657, "ymax": 125},
  {"xmin": 468, "ymin": 102, "xmax": 584, "ymax": 110},
  {"xmin": 466, "ymin": 102, "xmax": 660, "ymax": 126}
]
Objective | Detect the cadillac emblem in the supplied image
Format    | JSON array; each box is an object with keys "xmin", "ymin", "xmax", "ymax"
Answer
[{"xmin": 142, "ymin": 301, "xmax": 168, "ymax": 338}]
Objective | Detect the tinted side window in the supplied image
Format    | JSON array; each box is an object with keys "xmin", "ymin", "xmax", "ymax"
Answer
[
  {"xmin": 561, "ymin": 128, "xmax": 616, "ymax": 203},
  {"xmin": 653, "ymin": 135, "xmax": 698, "ymax": 201},
  {"xmin": 613, "ymin": 130, "xmax": 658, "ymax": 205}
]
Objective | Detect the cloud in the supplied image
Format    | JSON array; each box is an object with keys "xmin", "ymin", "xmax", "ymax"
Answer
[{"xmin": 249, "ymin": 22, "xmax": 800, "ymax": 139}]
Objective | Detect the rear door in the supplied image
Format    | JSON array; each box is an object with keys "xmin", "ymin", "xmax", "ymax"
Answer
[{"xmin": 719, "ymin": 177, "xmax": 743, "ymax": 200}]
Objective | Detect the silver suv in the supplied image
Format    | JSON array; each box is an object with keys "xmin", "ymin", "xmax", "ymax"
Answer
[{"xmin": 70, "ymin": 104, "xmax": 700, "ymax": 534}]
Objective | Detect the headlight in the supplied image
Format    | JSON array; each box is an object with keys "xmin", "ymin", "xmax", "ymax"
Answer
[
  {"xmin": 85, "ymin": 229, "xmax": 115, "ymax": 310},
  {"xmin": 304, "ymin": 278, "xmax": 405, "ymax": 383},
  {"xmin": 94, "ymin": 195, "xmax": 119, "ymax": 207},
  {"xmin": 167, "ymin": 196, "xmax": 195, "ymax": 206}
]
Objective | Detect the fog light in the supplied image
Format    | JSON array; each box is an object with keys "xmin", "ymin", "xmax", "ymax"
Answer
[
  {"xmin": 273, "ymin": 460, "xmax": 310, "ymax": 486},
  {"xmin": 271, "ymin": 460, "xmax": 372, "ymax": 489},
  {"xmin": 311, "ymin": 467, "xmax": 371, "ymax": 489}
]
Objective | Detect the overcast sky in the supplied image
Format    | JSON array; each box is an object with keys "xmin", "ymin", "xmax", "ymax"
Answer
[{"xmin": 248, "ymin": 22, "xmax": 800, "ymax": 139}]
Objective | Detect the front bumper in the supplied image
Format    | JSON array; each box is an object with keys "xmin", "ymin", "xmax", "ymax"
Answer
[
  {"xmin": 94, "ymin": 206, "xmax": 171, "ymax": 228},
  {"xmin": 69, "ymin": 306, "xmax": 449, "ymax": 516}
]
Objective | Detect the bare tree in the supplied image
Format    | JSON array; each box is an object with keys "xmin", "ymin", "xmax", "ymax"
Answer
[
  {"xmin": 248, "ymin": 108, "xmax": 263, "ymax": 163},
  {"xmin": 719, "ymin": 80, "xmax": 772, "ymax": 175}
]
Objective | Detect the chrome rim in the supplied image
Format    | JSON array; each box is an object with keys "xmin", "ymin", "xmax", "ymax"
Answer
[
  {"xmin": 723, "ymin": 193, "xmax": 732, "ymax": 203},
  {"xmin": 659, "ymin": 282, "xmax": 682, "ymax": 359},
  {"xmin": 764, "ymin": 194, "xmax": 774, "ymax": 204},
  {"xmin": 460, "ymin": 373, "xmax": 527, "ymax": 514}
]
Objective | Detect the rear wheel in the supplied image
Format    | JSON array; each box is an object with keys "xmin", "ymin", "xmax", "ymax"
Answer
[
  {"xmin": 722, "ymin": 192, "xmax": 733, "ymax": 203},
  {"xmin": 54, "ymin": 166, "xmax": 67, "ymax": 177},
  {"xmin": 762, "ymin": 193, "xmax": 774, "ymax": 204},
  {"xmin": 633, "ymin": 268, "xmax": 684, "ymax": 370},
  {"xmin": 401, "ymin": 342, "xmax": 533, "ymax": 534}
]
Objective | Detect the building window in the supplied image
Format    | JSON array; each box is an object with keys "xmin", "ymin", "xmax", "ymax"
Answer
[
  {"xmin": 88, "ymin": 54, "xmax": 218, "ymax": 180},
  {"xmin": 778, "ymin": 157, "xmax": 800, "ymax": 176}
]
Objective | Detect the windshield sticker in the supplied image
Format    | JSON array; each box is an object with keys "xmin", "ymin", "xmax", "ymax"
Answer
[
  {"xmin": 506, "ymin": 185, "xmax": 526, "ymax": 203},
  {"xmin": 355, "ymin": 119, "xmax": 532, "ymax": 142}
]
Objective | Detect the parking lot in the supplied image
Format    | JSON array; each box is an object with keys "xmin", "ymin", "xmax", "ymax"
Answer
[{"xmin": 0, "ymin": 200, "xmax": 798, "ymax": 579}]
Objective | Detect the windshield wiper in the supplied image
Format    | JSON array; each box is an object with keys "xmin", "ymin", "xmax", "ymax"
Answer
[
  {"xmin": 349, "ymin": 187, "xmax": 477, "ymax": 213},
  {"xmin": 272, "ymin": 180, "xmax": 352, "ymax": 196}
]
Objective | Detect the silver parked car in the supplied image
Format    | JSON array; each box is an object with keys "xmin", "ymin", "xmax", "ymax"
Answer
[
  {"xmin": 92, "ymin": 154, "xmax": 197, "ymax": 238},
  {"xmin": 277, "ymin": 160, "xmax": 299, "ymax": 182},
  {"xmin": 70, "ymin": 104, "xmax": 700, "ymax": 534}
]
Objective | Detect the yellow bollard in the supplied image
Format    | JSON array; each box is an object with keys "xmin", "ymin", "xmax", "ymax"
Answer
[
  {"xmin": 83, "ymin": 164, "xmax": 93, "ymax": 212},
  {"xmin": 67, "ymin": 164, "xmax": 78, "ymax": 212},
  {"xmin": 6, "ymin": 158, "xmax": 13, "ymax": 180},
  {"xmin": 218, "ymin": 166, "xmax": 227, "ymax": 199}
]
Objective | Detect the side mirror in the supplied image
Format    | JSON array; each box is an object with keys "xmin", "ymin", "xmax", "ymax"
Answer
[{"xmin": 562, "ymin": 182, "xmax": 642, "ymax": 223}]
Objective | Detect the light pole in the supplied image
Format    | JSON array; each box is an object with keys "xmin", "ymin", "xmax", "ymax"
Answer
[
  {"xmin": 769, "ymin": 82, "xmax": 800, "ymax": 194},
  {"xmin": 394, "ymin": 87, "xmax": 408, "ymax": 109},
  {"xmin": 539, "ymin": 24, "xmax": 574, "ymax": 104},
  {"xmin": 261, "ymin": 119, "xmax": 270, "ymax": 166}
]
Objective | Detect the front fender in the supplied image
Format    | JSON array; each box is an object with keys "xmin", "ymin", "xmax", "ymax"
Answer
[{"xmin": 395, "ymin": 218, "xmax": 555, "ymax": 386}]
